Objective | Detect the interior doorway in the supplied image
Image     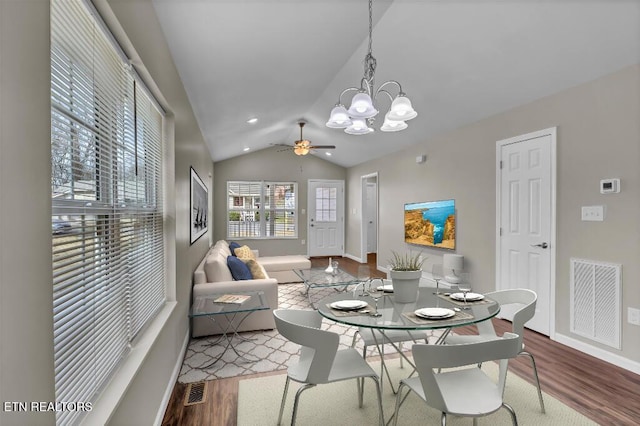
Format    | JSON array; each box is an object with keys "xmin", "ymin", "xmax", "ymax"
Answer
[{"xmin": 360, "ymin": 172, "xmax": 378, "ymax": 264}]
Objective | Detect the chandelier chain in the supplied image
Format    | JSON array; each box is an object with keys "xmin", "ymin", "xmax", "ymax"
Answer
[{"xmin": 364, "ymin": 0, "xmax": 376, "ymax": 89}]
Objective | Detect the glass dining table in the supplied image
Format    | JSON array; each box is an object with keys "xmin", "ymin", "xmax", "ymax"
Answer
[
  {"xmin": 317, "ymin": 284, "xmax": 500, "ymax": 335},
  {"xmin": 317, "ymin": 283, "xmax": 501, "ymax": 409}
]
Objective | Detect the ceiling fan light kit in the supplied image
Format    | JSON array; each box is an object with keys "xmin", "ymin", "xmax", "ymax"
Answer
[
  {"xmin": 291, "ymin": 122, "xmax": 336, "ymax": 156},
  {"xmin": 326, "ymin": 0, "xmax": 417, "ymax": 134}
]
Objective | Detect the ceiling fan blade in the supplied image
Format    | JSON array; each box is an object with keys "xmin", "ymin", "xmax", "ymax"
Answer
[{"xmin": 308, "ymin": 145, "xmax": 336, "ymax": 149}]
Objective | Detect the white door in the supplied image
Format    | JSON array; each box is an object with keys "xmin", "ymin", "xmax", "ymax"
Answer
[
  {"xmin": 308, "ymin": 180, "xmax": 344, "ymax": 257},
  {"xmin": 497, "ymin": 128, "xmax": 556, "ymax": 336}
]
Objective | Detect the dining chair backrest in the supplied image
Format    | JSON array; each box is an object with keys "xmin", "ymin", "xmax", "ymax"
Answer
[
  {"xmin": 412, "ymin": 332, "xmax": 521, "ymax": 412},
  {"xmin": 484, "ymin": 289, "xmax": 537, "ymax": 339},
  {"xmin": 273, "ymin": 309, "xmax": 339, "ymax": 384}
]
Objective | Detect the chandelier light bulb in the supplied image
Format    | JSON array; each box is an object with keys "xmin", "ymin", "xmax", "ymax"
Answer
[
  {"xmin": 387, "ymin": 95, "xmax": 417, "ymax": 122},
  {"xmin": 347, "ymin": 92, "xmax": 378, "ymax": 119},
  {"xmin": 326, "ymin": 104, "xmax": 352, "ymax": 129},
  {"xmin": 380, "ymin": 112, "xmax": 408, "ymax": 132},
  {"xmin": 345, "ymin": 118, "xmax": 374, "ymax": 135}
]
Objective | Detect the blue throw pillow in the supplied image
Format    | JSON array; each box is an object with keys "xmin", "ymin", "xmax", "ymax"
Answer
[
  {"xmin": 229, "ymin": 241, "xmax": 241, "ymax": 256},
  {"xmin": 227, "ymin": 255, "xmax": 253, "ymax": 280}
]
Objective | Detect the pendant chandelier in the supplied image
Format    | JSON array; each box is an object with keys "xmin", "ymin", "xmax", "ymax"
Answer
[{"xmin": 326, "ymin": 0, "xmax": 417, "ymax": 135}]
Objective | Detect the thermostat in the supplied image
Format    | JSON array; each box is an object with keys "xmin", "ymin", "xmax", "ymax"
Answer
[{"xmin": 600, "ymin": 178, "xmax": 620, "ymax": 194}]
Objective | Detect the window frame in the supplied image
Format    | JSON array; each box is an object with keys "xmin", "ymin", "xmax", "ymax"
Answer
[
  {"xmin": 226, "ymin": 180, "xmax": 298, "ymax": 239},
  {"xmin": 50, "ymin": 1, "xmax": 167, "ymax": 424}
]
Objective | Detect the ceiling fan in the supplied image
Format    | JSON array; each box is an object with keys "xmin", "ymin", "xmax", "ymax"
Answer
[{"xmin": 281, "ymin": 121, "xmax": 336, "ymax": 156}]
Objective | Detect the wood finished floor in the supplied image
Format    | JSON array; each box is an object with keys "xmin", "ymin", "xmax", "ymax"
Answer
[{"xmin": 162, "ymin": 255, "xmax": 640, "ymax": 425}]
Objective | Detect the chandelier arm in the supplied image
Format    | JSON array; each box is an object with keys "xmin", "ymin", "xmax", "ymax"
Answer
[
  {"xmin": 337, "ymin": 87, "xmax": 361, "ymax": 105},
  {"xmin": 374, "ymin": 80, "xmax": 403, "ymax": 99},
  {"xmin": 375, "ymin": 89, "xmax": 394, "ymax": 104}
]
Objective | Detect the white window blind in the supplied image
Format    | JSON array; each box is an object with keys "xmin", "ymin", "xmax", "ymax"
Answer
[
  {"xmin": 227, "ymin": 181, "xmax": 297, "ymax": 238},
  {"xmin": 51, "ymin": 1, "xmax": 165, "ymax": 424}
]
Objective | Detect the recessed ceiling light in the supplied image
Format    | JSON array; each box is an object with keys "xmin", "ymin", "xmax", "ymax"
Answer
[
  {"xmin": 243, "ymin": 147, "xmax": 250, "ymax": 152},
  {"xmin": 325, "ymin": 152, "xmax": 332, "ymax": 156},
  {"xmin": 247, "ymin": 118, "xmax": 258, "ymax": 124}
]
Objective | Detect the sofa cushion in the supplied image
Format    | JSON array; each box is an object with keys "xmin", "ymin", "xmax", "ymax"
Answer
[
  {"xmin": 243, "ymin": 259, "xmax": 267, "ymax": 279},
  {"xmin": 234, "ymin": 245, "xmax": 255, "ymax": 260},
  {"xmin": 227, "ymin": 256, "xmax": 253, "ymax": 280},
  {"xmin": 229, "ymin": 241, "xmax": 241, "ymax": 256},
  {"xmin": 213, "ymin": 240, "xmax": 232, "ymax": 257},
  {"xmin": 204, "ymin": 253, "xmax": 233, "ymax": 282},
  {"xmin": 259, "ymin": 255, "xmax": 311, "ymax": 272}
]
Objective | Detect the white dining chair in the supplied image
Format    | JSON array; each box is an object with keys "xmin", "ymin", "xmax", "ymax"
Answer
[
  {"xmin": 273, "ymin": 309, "xmax": 384, "ymax": 426},
  {"xmin": 351, "ymin": 327, "xmax": 429, "ymax": 393},
  {"xmin": 444, "ymin": 288, "xmax": 545, "ymax": 413},
  {"xmin": 393, "ymin": 332, "xmax": 522, "ymax": 426}
]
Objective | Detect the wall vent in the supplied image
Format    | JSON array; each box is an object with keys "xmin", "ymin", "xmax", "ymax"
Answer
[{"xmin": 570, "ymin": 258, "xmax": 621, "ymax": 349}]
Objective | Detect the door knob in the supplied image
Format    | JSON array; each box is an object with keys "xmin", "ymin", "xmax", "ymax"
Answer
[{"xmin": 531, "ymin": 242, "xmax": 548, "ymax": 249}]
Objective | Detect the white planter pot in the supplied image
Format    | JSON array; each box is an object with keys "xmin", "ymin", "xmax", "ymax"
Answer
[{"xmin": 389, "ymin": 269, "xmax": 422, "ymax": 303}]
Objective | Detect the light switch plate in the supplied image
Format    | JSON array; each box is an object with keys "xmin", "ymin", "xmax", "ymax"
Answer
[{"xmin": 581, "ymin": 205, "xmax": 604, "ymax": 221}]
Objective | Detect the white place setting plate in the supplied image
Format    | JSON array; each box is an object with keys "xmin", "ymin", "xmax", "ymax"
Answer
[
  {"xmin": 450, "ymin": 292, "xmax": 484, "ymax": 301},
  {"xmin": 377, "ymin": 284, "xmax": 394, "ymax": 293},
  {"xmin": 414, "ymin": 307, "xmax": 455, "ymax": 319},
  {"xmin": 329, "ymin": 300, "xmax": 369, "ymax": 311}
]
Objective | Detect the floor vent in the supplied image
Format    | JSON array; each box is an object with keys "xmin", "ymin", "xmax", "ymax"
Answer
[
  {"xmin": 570, "ymin": 258, "xmax": 621, "ymax": 349},
  {"xmin": 184, "ymin": 381, "xmax": 208, "ymax": 406}
]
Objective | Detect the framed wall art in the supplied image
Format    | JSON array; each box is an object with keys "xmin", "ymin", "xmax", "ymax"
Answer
[{"xmin": 190, "ymin": 167, "xmax": 208, "ymax": 244}]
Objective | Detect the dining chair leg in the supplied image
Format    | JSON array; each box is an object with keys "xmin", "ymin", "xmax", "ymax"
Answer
[
  {"xmin": 391, "ymin": 383, "xmax": 408, "ymax": 426},
  {"xmin": 357, "ymin": 377, "xmax": 364, "ymax": 407},
  {"xmin": 502, "ymin": 402, "xmax": 518, "ymax": 426},
  {"xmin": 291, "ymin": 383, "xmax": 315, "ymax": 426},
  {"xmin": 370, "ymin": 376, "xmax": 385, "ymax": 426},
  {"xmin": 519, "ymin": 350, "xmax": 545, "ymax": 413},
  {"xmin": 440, "ymin": 412, "xmax": 447, "ymax": 426},
  {"xmin": 277, "ymin": 376, "xmax": 291, "ymax": 425},
  {"xmin": 351, "ymin": 331, "xmax": 360, "ymax": 348},
  {"xmin": 472, "ymin": 418, "xmax": 478, "ymax": 426}
]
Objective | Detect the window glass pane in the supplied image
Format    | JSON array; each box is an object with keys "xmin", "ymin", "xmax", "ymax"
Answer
[{"xmin": 314, "ymin": 186, "xmax": 337, "ymax": 223}]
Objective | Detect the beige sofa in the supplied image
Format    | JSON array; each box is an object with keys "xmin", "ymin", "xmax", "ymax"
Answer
[{"xmin": 191, "ymin": 240, "xmax": 310, "ymax": 337}]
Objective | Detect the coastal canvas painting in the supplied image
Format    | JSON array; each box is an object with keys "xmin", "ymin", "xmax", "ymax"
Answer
[{"xmin": 404, "ymin": 199, "xmax": 456, "ymax": 249}]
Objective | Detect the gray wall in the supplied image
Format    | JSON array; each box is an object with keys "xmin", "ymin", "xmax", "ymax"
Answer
[
  {"xmin": 0, "ymin": 1, "xmax": 213, "ymax": 425},
  {"xmin": 213, "ymin": 147, "xmax": 347, "ymax": 256},
  {"xmin": 346, "ymin": 64, "xmax": 640, "ymax": 363},
  {"xmin": 0, "ymin": 1, "xmax": 56, "ymax": 424}
]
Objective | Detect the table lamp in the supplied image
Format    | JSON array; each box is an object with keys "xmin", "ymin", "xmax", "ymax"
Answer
[{"xmin": 443, "ymin": 254, "xmax": 464, "ymax": 284}]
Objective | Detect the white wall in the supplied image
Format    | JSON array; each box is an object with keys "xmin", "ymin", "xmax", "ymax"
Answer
[{"xmin": 346, "ymin": 64, "xmax": 640, "ymax": 365}]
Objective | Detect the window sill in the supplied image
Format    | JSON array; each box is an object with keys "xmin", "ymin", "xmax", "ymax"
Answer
[{"xmin": 80, "ymin": 301, "xmax": 177, "ymax": 425}]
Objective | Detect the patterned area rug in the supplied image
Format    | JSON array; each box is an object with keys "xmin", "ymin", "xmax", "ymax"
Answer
[{"xmin": 178, "ymin": 283, "xmax": 442, "ymax": 383}]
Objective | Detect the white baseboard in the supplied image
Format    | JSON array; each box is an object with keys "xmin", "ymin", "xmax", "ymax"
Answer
[
  {"xmin": 554, "ymin": 333, "xmax": 640, "ymax": 375},
  {"xmin": 343, "ymin": 252, "xmax": 363, "ymax": 263},
  {"xmin": 154, "ymin": 328, "xmax": 190, "ymax": 426}
]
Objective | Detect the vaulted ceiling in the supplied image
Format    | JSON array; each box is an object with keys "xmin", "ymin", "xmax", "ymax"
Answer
[{"xmin": 152, "ymin": 0, "xmax": 640, "ymax": 167}]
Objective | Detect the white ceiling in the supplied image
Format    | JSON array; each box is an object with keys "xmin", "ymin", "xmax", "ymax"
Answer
[{"xmin": 152, "ymin": 0, "xmax": 640, "ymax": 167}]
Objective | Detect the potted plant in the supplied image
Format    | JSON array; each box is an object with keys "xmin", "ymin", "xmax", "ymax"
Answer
[{"xmin": 388, "ymin": 250, "xmax": 425, "ymax": 302}]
